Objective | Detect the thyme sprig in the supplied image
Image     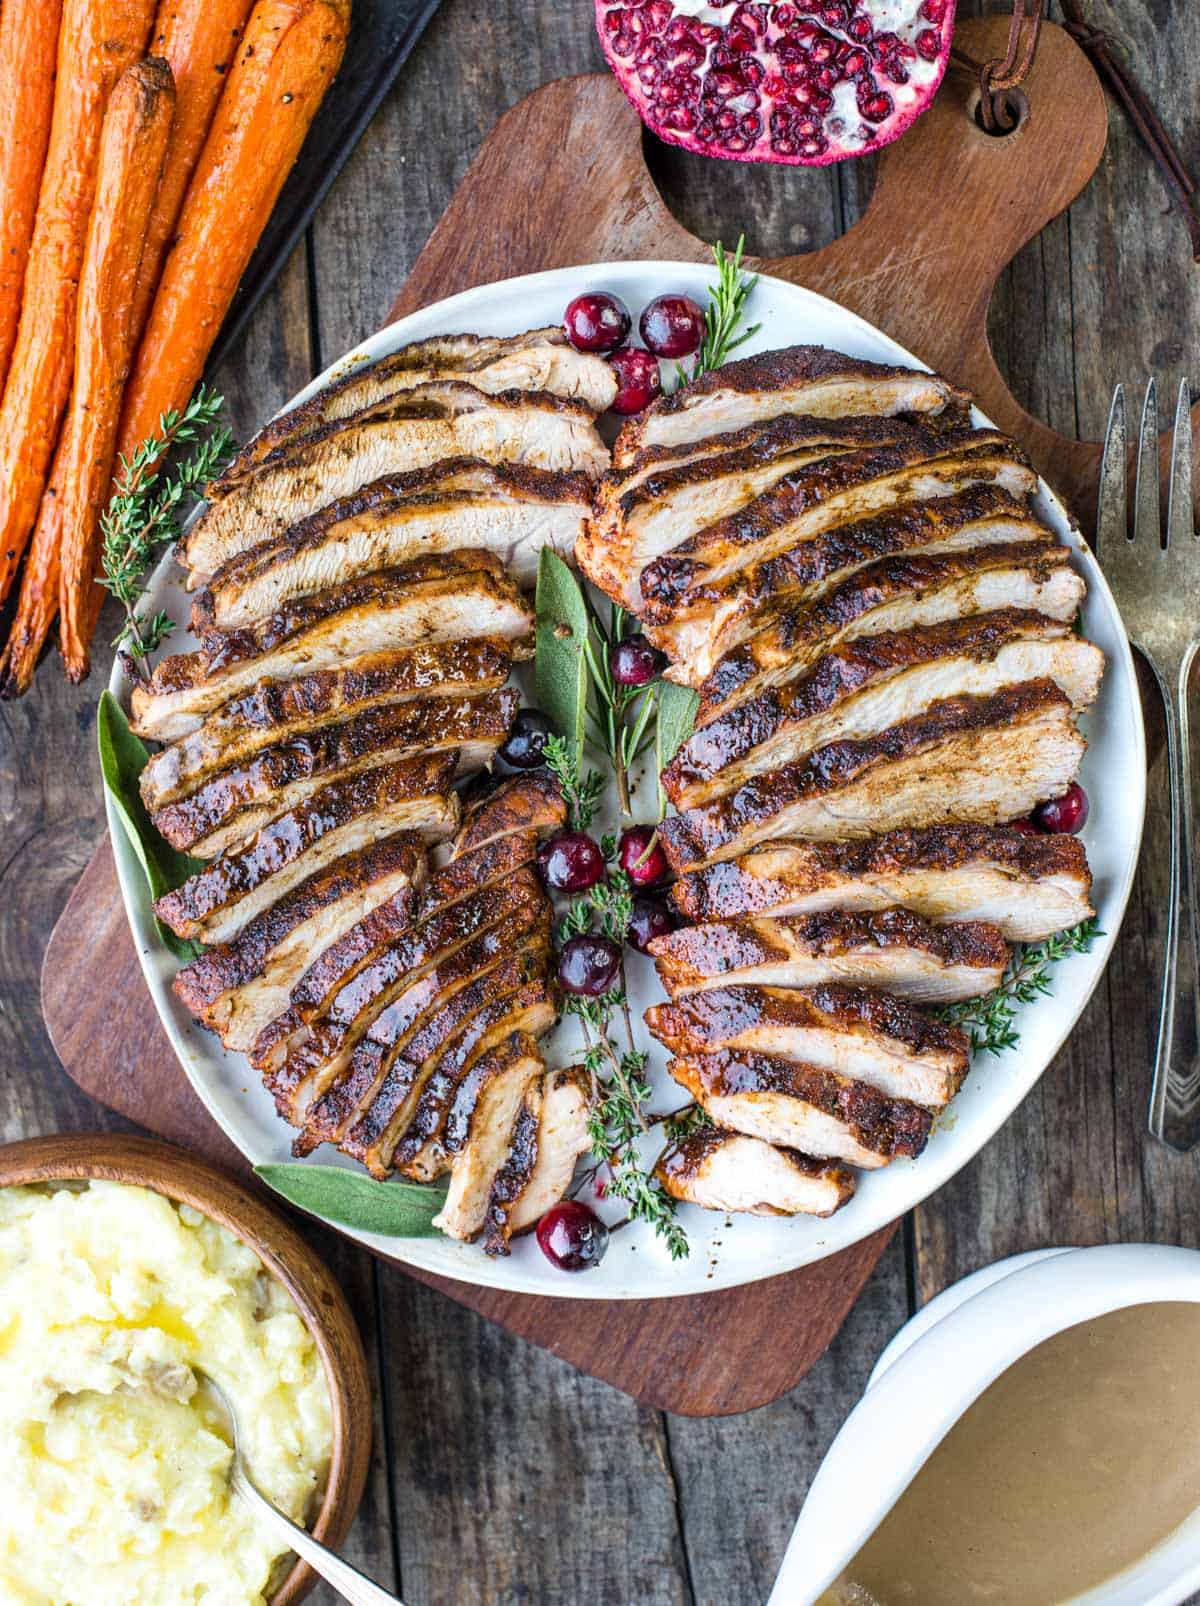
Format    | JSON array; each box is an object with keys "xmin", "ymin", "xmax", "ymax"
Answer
[
  {"xmin": 551, "ymin": 832, "xmax": 689, "ymax": 1257},
  {"xmin": 939, "ymin": 918, "xmax": 1103, "ymax": 1055},
  {"xmin": 543, "ymin": 733, "xmax": 604, "ymax": 833},
  {"xmin": 674, "ymin": 235, "xmax": 760, "ymax": 390},
  {"xmin": 100, "ymin": 385, "xmax": 232, "ymax": 669}
]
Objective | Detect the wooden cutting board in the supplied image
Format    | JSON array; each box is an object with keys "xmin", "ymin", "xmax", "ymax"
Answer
[{"xmin": 41, "ymin": 18, "xmax": 1140, "ymax": 1417}]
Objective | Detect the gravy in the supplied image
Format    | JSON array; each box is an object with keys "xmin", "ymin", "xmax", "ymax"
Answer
[{"xmin": 822, "ymin": 1302, "xmax": 1200, "ymax": 1606}]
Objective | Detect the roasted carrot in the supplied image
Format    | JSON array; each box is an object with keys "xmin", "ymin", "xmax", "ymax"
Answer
[
  {"xmin": 1, "ymin": 59, "xmax": 175, "ymax": 697},
  {"xmin": 0, "ymin": 0, "xmax": 156, "ymax": 614},
  {"xmin": 117, "ymin": 0, "xmax": 350, "ymax": 459},
  {"xmin": 130, "ymin": 0, "xmax": 258, "ymax": 345},
  {"xmin": 0, "ymin": 0, "xmax": 63, "ymax": 396}
]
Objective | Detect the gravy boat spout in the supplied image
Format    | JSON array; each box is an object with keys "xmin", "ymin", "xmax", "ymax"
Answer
[{"xmin": 769, "ymin": 1243, "xmax": 1200, "ymax": 1606}]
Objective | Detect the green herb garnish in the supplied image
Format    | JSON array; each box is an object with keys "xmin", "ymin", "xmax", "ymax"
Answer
[
  {"xmin": 939, "ymin": 918, "xmax": 1104, "ymax": 1055},
  {"xmin": 100, "ymin": 385, "xmax": 232, "ymax": 666},
  {"xmin": 674, "ymin": 236, "xmax": 760, "ymax": 390},
  {"xmin": 255, "ymin": 1164, "xmax": 449, "ymax": 1238},
  {"xmin": 97, "ymin": 690, "xmax": 202, "ymax": 960}
]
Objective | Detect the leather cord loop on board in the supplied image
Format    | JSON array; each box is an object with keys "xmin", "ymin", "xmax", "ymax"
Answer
[
  {"xmin": 950, "ymin": 0, "xmax": 1042, "ymax": 132},
  {"xmin": 951, "ymin": 1, "xmax": 1200, "ymax": 261}
]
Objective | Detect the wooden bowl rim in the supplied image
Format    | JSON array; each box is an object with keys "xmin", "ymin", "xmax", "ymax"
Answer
[{"xmin": 0, "ymin": 1132, "xmax": 372, "ymax": 1606}]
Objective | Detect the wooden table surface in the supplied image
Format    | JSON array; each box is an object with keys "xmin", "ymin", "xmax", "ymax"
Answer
[{"xmin": 2, "ymin": 2, "xmax": 1198, "ymax": 1601}]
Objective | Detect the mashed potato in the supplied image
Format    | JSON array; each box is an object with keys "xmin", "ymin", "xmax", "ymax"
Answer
[{"xmin": 0, "ymin": 1180, "xmax": 333, "ymax": 1605}]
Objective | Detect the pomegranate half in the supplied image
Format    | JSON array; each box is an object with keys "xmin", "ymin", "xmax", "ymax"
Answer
[{"xmin": 596, "ymin": 0, "xmax": 958, "ymax": 167}]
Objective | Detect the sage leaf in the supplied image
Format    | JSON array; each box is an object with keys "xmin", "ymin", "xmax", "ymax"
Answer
[
  {"xmin": 535, "ymin": 548, "xmax": 590, "ymax": 766},
  {"xmin": 97, "ymin": 690, "xmax": 202, "ymax": 960},
  {"xmin": 255, "ymin": 1164, "xmax": 449, "ymax": 1238},
  {"xmin": 656, "ymin": 681, "xmax": 699, "ymax": 813}
]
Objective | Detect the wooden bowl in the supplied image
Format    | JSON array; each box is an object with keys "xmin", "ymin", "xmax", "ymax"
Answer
[{"xmin": 0, "ymin": 1132, "xmax": 372, "ymax": 1606}]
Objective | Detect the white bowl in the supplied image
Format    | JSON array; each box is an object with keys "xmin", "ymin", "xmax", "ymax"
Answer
[
  {"xmin": 770, "ymin": 1243, "xmax": 1200, "ymax": 1606},
  {"xmin": 108, "ymin": 262, "xmax": 1147, "ymax": 1299}
]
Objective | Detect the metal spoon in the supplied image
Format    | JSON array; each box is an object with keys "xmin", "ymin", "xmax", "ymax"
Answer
[{"xmin": 195, "ymin": 1368, "xmax": 401, "ymax": 1606}]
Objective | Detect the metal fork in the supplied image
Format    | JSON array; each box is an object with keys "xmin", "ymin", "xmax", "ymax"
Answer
[{"xmin": 1097, "ymin": 378, "xmax": 1199, "ymax": 1150}]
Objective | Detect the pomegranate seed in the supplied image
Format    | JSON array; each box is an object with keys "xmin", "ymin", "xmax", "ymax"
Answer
[
  {"xmin": 1034, "ymin": 783, "xmax": 1090, "ymax": 836},
  {"xmin": 618, "ymin": 825, "xmax": 668, "ymax": 888},
  {"xmin": 537, "ymin": 1200, "xmax": 610, "ymax": 1272},
  {"xmin": 915, "ymin": 28, "xmax": 942, "ymax": 59},
  {"xmin": 920, "ymin": 0, "xmax": 947, "ymax": 19},
  {"xmin": 607, "ymin": 346, "xmax": 662, "ymax": 413},
  {"xmin": 847, "ymin": 13, "xmax": 874, "ymax": 40},
  {"xmin": 498, "ymin": 708, "xmax": 553, "ymax": 769},
  {"xmin": 842, "ymin": 48, "xmax": 869, "ymax": 75},
  {"xmin": 558, "ymin": 934, "xmax": 622, "ymax": 996},
  {"xmin": 537, "ymin": 832, "xmax": 606, "ymax": 892},
  {"xmin": 627, "ymin": 895, "xmax": 676, "ymax": 953},
  {"xmin": 859, "ymin": 88, "xmax": 893, "ymax": 122},
  {"xmin": 564, "ymin": 291, "xmax": 632, "ymax": 353},
  {"xmin": 644, "ymin": 0, "xmax": 672, "ymax": 31}
]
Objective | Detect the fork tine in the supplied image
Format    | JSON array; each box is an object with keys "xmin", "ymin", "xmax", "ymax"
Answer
[
  {"xmin": 1167, "ymin": 377, "xmax": 1194, "ymax": 546},
  {"xmin": 1135, "ymin": 377, "xmax": 1161, "ymax": 545},
  {"xmin": 1097, "ymin": 384, "xmax": 1127, "ymax": 553}
]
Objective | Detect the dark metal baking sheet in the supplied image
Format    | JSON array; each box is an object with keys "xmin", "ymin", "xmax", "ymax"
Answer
[{"xmin": 209, "ymin": 0, "xmax": 444, "ymax": 371}]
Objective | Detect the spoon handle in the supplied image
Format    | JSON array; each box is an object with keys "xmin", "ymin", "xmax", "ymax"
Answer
[{"xmin": 232, "ymin": 1463, "xmax": 402, "ymax": 1605}]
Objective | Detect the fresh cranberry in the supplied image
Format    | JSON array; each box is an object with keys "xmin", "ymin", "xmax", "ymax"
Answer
[
  {"xmin": 610, "ymin": 633, "xmax": 666, "ymax": 687},
  {"xmin": 1034, "ymin": 783, "xmax": 1089, "ymax": 835},
  {"xmin": 563, "ymin": 292, "xmax": 631, "ymax": 353},
  {"xmin": 537, "ymin": 831, "xmax": 605, "ymax": 892},
  {"xmin": 627, "ymin": 895, "xmax": 676, "ymax": 953},
  {"xmin": 499, "ymin": 708, "xmax": 553, "ymax": 769},
  {"xmin": 608, "ymin": 346, "xmax": 662, "ymax": 414},
  {"xmin": 639, "ymin": 293, "xmax": 706, "ymax": 358},
  {"xmin": 1008, "ymin": 818, "xmax": 1040, "ymax": 837},
  {"xmin": 558, "ymin": 933, "xmax": 622, "ymax": 996},
  {"xmin": 618, "ymin": 825, "xmax": 668, "ymax": 888},
  {"xmin": 536, "ymin": 1200, "xmax": 610, "ymax": 1271}
]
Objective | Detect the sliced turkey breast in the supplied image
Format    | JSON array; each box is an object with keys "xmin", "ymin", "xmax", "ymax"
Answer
[
  {"xmin": 648, "ymin": 908, "xmax": 1008, "ymax": 1008},
  {"xmin": 130, "ymin": 554, "xmax": 533, "ymax": 742},
  {"xmin": 171, "ymin": 836, "xmax": 424, "ymax": 1053},
  {"xmin": 578, "ymin": 413, "xmax": 916, "ymax": 607},
  {"xmin": 153, "ymin": 756, "xmax": 460, "ymax": 946},
  {"xmin": 658, "ymin": 680, "xmax": 1086, "ymax": 869},
  {"xmin": 289, "ymin": 864, "xmax": 549, "ymax": 1154},
  {"xmin": 690, "ymin": 540, "xmax": 1084, "ymax": 716},
  {"xmin": 433, "ymin": 1032, "xmax": 547, "ymax": 1242},
  {"xmin": 440, "ymin": 769, "xmax": 566, "ymax": 866},
  {"xmin": 648, "ymin": 983, "xmax": 968, "ymax": 1108},
  {"xmin": 151, "ymin": 688, "xmax": 517, "ymax": 857},
  {"xmin": 672, "ymin": 828, "xmax": 1093, "ymax": 942},
  {"xmin": 655, "ymin": 1130, "xmax": 855, "ymax": 1218},
  {"xmin": 637, "ymin": 434, "xmax": 1038, "ymax": 620},
  {"xmin": 669, "ymin": 1051, "xmax": 933, "ymax": 1167},
  {"xmin": 198, "ymin": 459, "xmax": 592, "ymax": 627},
  {"xmin": 217, "ymin": 328, "xmax": 617, "ymax": 487},
  {"xmin": 140, "ymin": 642, "xmax": 512, "ymax": 813},
  {"xmin": 299, "ymin": 944, "xmax": 553, "ymax": 1167},
  {"xmin": 485, "ymin": 1067, "xmax": 593, "ymax": 1254},
  {"xmin": 611, "ymin": 346, "xmax": 970, "ymax": 465},
  {"xmin": 343, "ymin": 963, "xmax": 557, "ymax": 1180},
  {"xmin": 664, "ymin": 614, "xmax": 1103, "ymax": 809},
  {"xmin": 183, "ymin": 383, "xmax": 610, "ymax": 578},
  {"xmin": 257, "ymin": 866, "xmax": 542, "ymax": 1085},
  {"xmin": 391, "ymin": 976, "xmax": 560, "ymax": 1183},
  {"xmin": 270, "ymin": 899, "xmax": 550, "ymax": 1129}
]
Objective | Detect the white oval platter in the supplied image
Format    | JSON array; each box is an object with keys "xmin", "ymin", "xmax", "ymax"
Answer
[{"xmin": 107, "ymin": 261, "xmax": 1145, "ymax": 1299}]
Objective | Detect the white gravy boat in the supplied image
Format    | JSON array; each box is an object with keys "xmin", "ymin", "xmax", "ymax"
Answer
[{"xmin": 769, "ymin": 1243, "xmax": 1200, "ymax": 1606}]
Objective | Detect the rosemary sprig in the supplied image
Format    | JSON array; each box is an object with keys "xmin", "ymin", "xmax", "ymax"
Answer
[
  {"xmin": 100, "ymin": 385, "xmax": 232, "ymax": 669},
  {"xmin": 674, "ymin": 235, "xmax": 761, "ymax": 390},
  {"xmin": 939, "ymin": 918, "xmax": 1103, "ymax": 1055}
]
